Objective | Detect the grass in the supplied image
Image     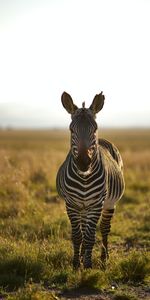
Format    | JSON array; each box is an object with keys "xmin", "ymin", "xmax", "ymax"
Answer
[
  {"xmin": 0, "ymin": 128, "xmax": 150, "ymax": 299},
  {"xmin": 6, "ymin": 283, "xmax": 59, "ymax": 300}
]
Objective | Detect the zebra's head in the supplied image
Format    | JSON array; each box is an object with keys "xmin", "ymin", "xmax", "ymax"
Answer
[{"xmin": 61, "ymin": 92, "xmax": 105, "ymax": 173}]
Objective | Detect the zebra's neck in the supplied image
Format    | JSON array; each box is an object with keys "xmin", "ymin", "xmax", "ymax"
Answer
[{"xmin": 71, "ymin": 148, "xmax": 101, "ymax": 178}]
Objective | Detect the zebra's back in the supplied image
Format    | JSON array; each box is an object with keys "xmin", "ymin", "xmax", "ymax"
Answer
[{"xmin": 99, "ymin": 138, "xmax": 123, "ymax": 170}]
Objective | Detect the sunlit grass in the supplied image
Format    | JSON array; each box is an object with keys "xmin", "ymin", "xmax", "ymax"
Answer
[{"xmin": 0, "ymin": 129, "xmax": 149, "ymax": 299}]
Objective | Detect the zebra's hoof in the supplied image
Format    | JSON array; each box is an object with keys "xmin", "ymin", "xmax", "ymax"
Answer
[
  {"xmin": 100, "ymin": 253, "xmax": 109, "ymax": 270},
  {"xmin": 83, "ymin": 262, "xmax": 92, "ymax": 269},
  {"xmin": 100, "ymin": 250, "xmax": 109, "ymax": 262}
]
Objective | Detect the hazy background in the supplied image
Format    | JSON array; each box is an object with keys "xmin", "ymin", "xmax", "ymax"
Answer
[{"xmin": 0, "ymin": 0, "xmax": 150, "ymax": 129}]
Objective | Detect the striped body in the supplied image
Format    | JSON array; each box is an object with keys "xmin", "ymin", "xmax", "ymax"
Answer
[{"xmin": 57, "ymin": 138, "xmax": 124, "ymax": 268}]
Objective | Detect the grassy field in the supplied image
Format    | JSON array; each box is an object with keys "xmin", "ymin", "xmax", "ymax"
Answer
[{"xmin": 0, "ymin": 128, "xmax": 150, "ymax": 300}]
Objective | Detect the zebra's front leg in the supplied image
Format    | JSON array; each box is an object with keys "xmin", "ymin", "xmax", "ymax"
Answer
[
  {"xmin": 72, "ymin": 223, "xmax": 82, "ymax": 270},
  {"xmin": 80, "ymin": 211, "xmax": 86, "ymax": 263},
  {"xmin": 83, "ymin": 211, "xmax": 101, "ymax": 269},
  {"xmin": 67, "ymin": 208, "xmax": 82, "ymax": 270},
  {"xmin": 100, "ymin": 208, "xmax": 115, "ymax": 263}
]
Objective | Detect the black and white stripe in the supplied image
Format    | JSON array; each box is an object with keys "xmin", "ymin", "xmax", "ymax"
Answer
[{"xmin": 56, "ymin": 92, "xmax": 125, "ymax": 269}]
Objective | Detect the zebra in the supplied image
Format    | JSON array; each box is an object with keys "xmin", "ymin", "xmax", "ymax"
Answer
[{"xmin": 56, "ymin": 91, "xmax": 125, "ymax": 269}]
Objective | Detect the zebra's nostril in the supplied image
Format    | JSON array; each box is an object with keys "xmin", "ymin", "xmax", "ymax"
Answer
[{"xmin": 88, "ymin": 149, "xmax": 93, "ymax": 158}]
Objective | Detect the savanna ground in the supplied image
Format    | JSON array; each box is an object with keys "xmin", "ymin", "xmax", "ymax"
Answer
[{"xmin": 0, "ymin": 128, "xmax": 150, "ymax": 300}]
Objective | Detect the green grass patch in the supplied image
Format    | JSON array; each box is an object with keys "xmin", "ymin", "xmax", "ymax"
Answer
[
  {"xmin": 119, "ymin": 251, "xmax": 149, "ymax": 283},
  {"xmin": 66, "ymin": 269, "xmax": 108, "ymax": 291},
  {"xmin": 108, "ymin": 250, "xmax": 150, "ymax": 284}
]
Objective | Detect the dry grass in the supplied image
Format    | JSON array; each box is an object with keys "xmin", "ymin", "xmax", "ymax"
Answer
[{"xmin": 0, "ymin": 128, "xmax": 149, "ymax": 299}]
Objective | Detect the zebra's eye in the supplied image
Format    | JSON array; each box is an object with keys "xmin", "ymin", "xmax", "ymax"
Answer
[
  {"xmin": 87, "ymin": 145, "xmax": 96, "ymax": 157},
  {"xmin": 90, "ymin": 145, "xmax": 96, "ymax": 152}
]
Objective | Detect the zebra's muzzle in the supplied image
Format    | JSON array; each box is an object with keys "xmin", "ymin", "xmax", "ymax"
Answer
[{"xmin": 76, "ymin": 152, "xmax": 91, "ymax": 172}]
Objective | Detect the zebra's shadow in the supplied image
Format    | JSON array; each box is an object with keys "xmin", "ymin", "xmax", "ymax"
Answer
[{"xmin": 61, "ymin": 287, "xmax": 104, "ymax": 299}]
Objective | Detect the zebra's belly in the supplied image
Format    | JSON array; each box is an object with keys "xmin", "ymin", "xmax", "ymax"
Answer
[{"xmin": 103, "ymin": 170, "xmax": 125, "ymax": 209}]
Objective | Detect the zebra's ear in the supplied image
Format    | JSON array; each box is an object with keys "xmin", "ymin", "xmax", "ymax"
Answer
[
  {"xmin": 61, "ymin": 92, "xmax": 78, "ymax": 114},
  {"xmin": 89, "ymin": 92, "xmax": 105, "ymax": 114}
]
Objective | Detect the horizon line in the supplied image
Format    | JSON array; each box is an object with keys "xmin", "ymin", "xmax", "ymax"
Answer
[{"xmin": 0, "ymin": 126, "xmax": 150, "ymax": 131}]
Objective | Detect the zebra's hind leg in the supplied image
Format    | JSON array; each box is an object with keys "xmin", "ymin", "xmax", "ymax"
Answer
[{"xmin": 100, "ymin": 208, "xmax": 115, "ymax": 265}]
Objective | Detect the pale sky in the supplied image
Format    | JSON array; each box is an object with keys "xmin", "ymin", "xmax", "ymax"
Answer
[{"xmin": 0, "ymin": 0, "xmax": 150, "ymax": 128}]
